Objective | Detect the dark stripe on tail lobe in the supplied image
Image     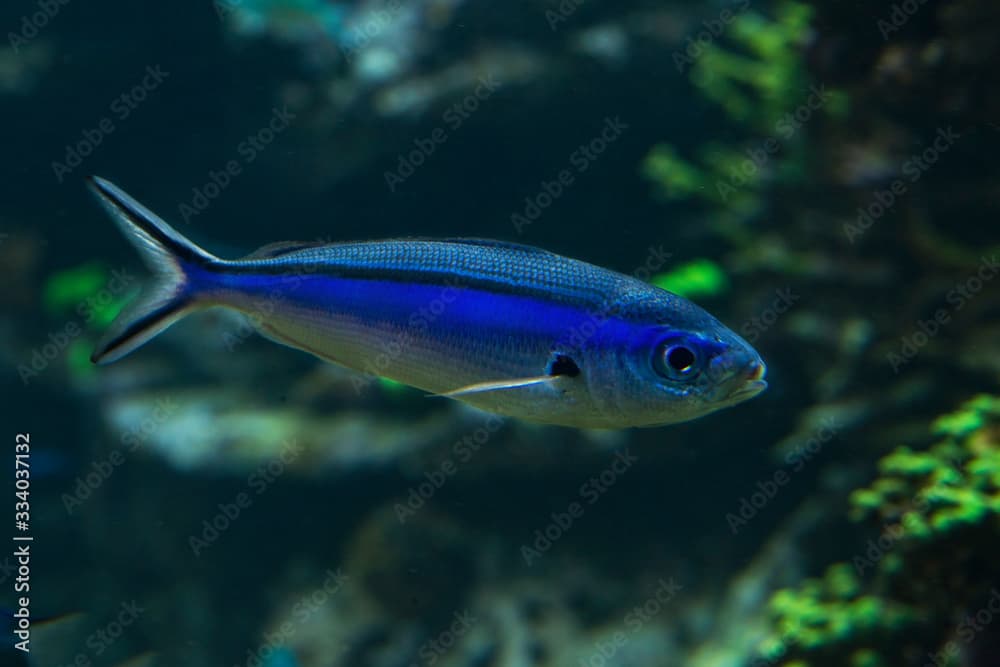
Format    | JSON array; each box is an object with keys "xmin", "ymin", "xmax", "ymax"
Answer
[
  {"xmin": 88, "ymin": 177, "xmax": 212, "ymax": 268},
  {"xmin": 88, "ymin": 177, "xmax": 222, "ymax": 364}
]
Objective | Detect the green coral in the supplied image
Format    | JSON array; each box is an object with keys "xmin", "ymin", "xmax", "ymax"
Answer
[{"xmin": 756, "ymin": 395, "xmax": 1000, "ymax": 666}]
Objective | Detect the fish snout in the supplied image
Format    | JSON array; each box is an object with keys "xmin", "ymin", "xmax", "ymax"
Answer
[
  {"xmin": 701, "ymin": 346, "xmax": 767, "ymax": 402},
  {"xmin": 727, "ymin": 357, "xmax": 768, "ymax": 402}
]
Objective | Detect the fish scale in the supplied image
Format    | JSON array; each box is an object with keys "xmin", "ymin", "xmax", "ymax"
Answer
[{"xmin": 239, "ymin": 239, "xmax": 627, "ymax": 309}]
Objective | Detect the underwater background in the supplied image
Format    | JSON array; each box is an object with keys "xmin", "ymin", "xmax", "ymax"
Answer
[{"xmin": 3, "ymin": 0, "xmax": 1000, "ymax": 665}]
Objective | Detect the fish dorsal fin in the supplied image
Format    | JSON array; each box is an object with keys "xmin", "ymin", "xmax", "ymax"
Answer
[
  {"xmin": 242, "ymin": 241, "xmax": 330, "ymax": 260},
  {"xmin": 434, "ymin": 237, "xmax": 558, "ymax": 256},
  {"xmin": 243, "ymin": 237, "xmax": 555, "ymax": 260}
]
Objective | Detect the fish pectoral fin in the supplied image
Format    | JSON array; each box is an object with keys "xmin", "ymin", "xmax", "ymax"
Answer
[{"xmin": 434, "ymin": 375, "xmax": 563, "ymax": 398}]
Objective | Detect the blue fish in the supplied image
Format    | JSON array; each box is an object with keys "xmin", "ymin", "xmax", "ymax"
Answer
[{"xmin": 89, "ymin": 177, "xmax": 766, "ymax": 428}]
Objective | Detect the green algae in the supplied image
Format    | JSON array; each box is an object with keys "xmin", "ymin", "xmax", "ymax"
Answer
[
  {"xmin": 850, "ymin": 394, "xmax": 1000, "ymax": 540},
  {"xmin": 651, "ymin": 258, "xmax": 729, "ymax": 298},
  {"xmin": 641, "ymin": 1, "xmax": 844, "ymax": 238},
  {"xmin": 760, "ymin": 564, "xmax": 915, "ymax": 660},
  {"xmin": 689, "ymin": 1, "xmax": 813, "ymax": 129},
  {"xmin": 43, "ymin": 262, "xmax": 109, "ymax": 315},
  {"xmin": 756, "ymin": 395, "xmax": 1000, "ymax": 665}
]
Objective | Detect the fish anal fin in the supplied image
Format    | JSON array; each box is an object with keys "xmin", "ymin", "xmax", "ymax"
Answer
[{"xmin": 434, "ymin": 374, "xmax": 563, "ymax": 398}]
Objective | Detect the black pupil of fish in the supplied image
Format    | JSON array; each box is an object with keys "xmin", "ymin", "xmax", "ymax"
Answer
[{"xmin": 666, "ymin": 346, "xmax": 695, "ymax": 373}]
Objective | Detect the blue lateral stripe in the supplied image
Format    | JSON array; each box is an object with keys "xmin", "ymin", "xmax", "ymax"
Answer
[
  {"xmin": 227, "ymin": 272, "xmax": 632, "ymax": 349},
  {"xmin": 228, "ymin": 259, "xmax": 616, "ymax": 311}
]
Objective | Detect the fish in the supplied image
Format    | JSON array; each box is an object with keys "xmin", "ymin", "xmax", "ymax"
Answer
[{"xmin": 88, "ymin": 176, "xmax": 766, "ymax": 428}]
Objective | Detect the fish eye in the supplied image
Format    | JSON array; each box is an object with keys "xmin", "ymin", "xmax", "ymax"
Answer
[{"xmin": 653, "ymin": 341, "xmax": 701, "ymax": 381}]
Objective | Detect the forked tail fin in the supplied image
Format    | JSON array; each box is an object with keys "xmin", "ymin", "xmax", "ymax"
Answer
[{"xmin": 88, "ymin": 176, "xmax": 223, "ymax": 364}]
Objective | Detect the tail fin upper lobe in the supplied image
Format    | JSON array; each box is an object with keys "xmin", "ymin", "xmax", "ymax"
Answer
[{"xmin": 88, "ymin": 176, "xmax": 222, "ymax": 364}]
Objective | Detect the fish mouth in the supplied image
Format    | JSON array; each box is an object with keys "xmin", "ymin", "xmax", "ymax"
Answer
[{"xmin": 726, "ymin": 359, "xmax": 768, "ymax": 402}]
